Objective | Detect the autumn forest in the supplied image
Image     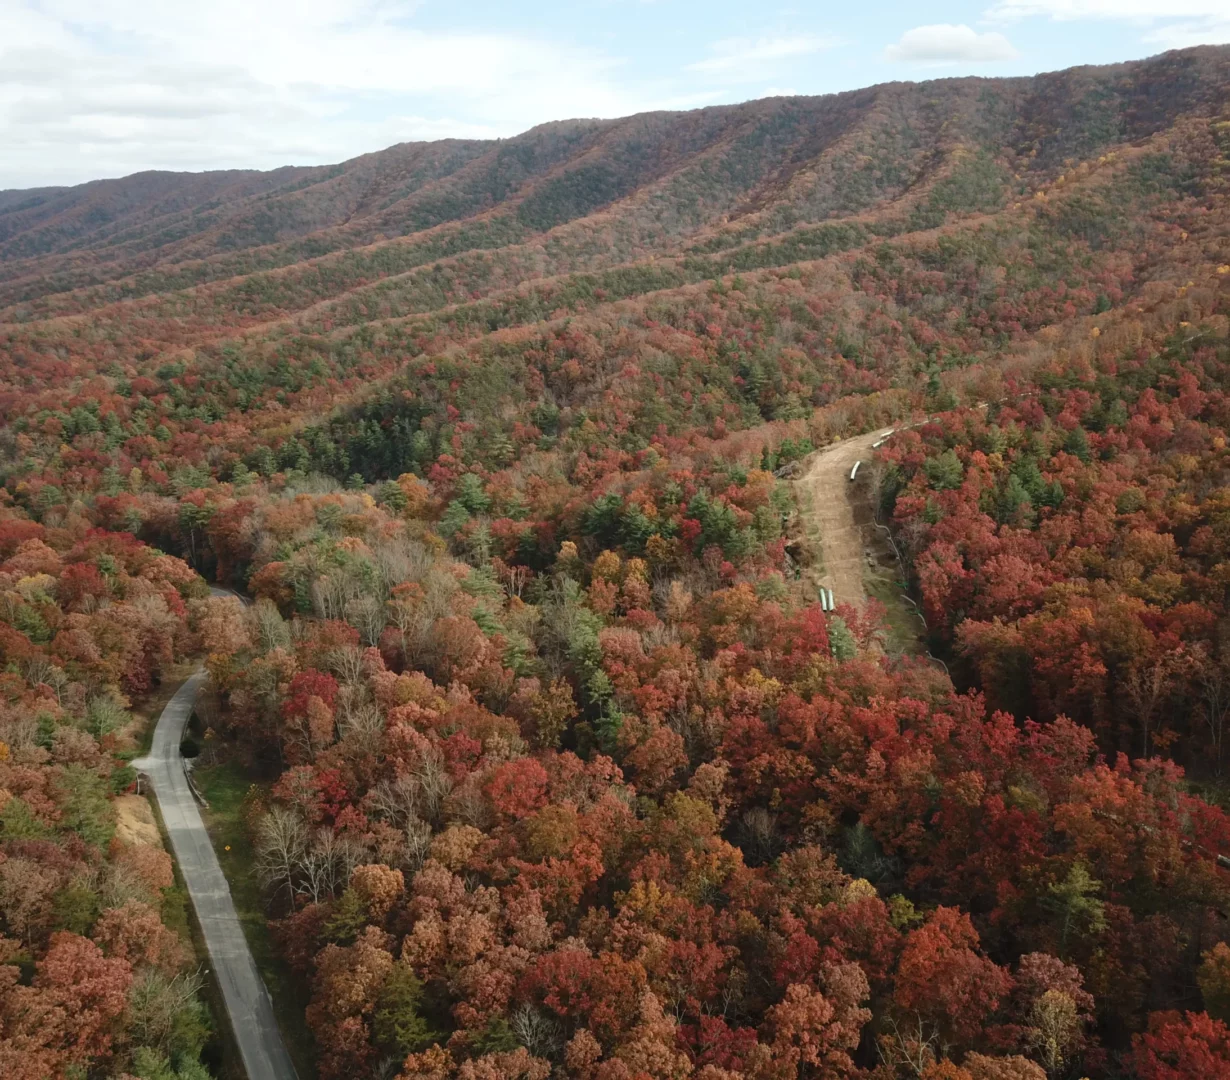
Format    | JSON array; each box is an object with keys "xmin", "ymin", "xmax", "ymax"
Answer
[{"xmin": 3, "ymin": 43, "xmax": 1230, "ymax": 1080}]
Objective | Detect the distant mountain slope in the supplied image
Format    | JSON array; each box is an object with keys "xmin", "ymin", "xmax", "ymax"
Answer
[
  {"xmin": 0, "ymin": 44, "xmax": 1227, "ymax": 464},
  {"xmin": 1, "ymin": 45, "xmax": 1226, "ymax": 324}
]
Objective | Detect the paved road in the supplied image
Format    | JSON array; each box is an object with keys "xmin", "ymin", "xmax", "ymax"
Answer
[{"xmin": 134, "ymin": 593, "xmax": 296, "ymax": 1080}]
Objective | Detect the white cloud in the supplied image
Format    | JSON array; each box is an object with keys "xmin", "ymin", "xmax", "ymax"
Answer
[
  {"xmin": 885, "ymin": 24, "xmax": 1019, "ymax": 65},
  {"xmin": 988, "ymin": 0, "xmax": 1227, "ymax": 18},
  {"xmin": 0, "ymin": 0, "xmax": 672, "ymax": 188},
  {"xmin": 1143, "ymin": 19, "xmax": 1230, "ymax": 47},
  {"xmin": 985, "ymin": 0, "xmax": 1229, "ymax": 58},
  {"xmin": 686, "ymin": 36, "xmax": 837, "ymax": 79}
]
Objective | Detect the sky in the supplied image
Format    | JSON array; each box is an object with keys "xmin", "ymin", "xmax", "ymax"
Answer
[{"xmin": 1, "ymin": 0, "xmax": 1228, "ymax": 190}]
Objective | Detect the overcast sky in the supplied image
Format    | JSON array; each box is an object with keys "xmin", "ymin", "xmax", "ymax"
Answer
[{"xmin": 2, "ymin": 0, "xmax": 1228, "ymax": 190}]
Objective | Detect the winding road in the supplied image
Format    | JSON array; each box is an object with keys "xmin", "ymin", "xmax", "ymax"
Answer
[{"xmin": 134, "ymin": 592, "xmax": 297, "ymax": 1080}]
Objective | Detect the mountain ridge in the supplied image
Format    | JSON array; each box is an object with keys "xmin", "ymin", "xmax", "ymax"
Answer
[{"xmin": 2, "ymin": 44, "xmax": 1227, "ymax": 320}]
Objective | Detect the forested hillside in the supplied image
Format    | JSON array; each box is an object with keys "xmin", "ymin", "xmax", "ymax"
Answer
[{"xmin": 3, "ymin": 44, "xmax": 1230, "ymax": 1080}]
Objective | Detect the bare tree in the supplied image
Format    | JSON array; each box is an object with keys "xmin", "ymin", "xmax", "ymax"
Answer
[
  {"xmin": 0, "ymin": 708, "xmax": 39, "ymax": 751},
  {"xmin": 370, "ymin": 536, "xmax": 432, "ymax": 594},
  {"xmin": 21, "ymin": 655, "xmax": 56, "ymax": 693},
  {"xmin": 99, "ymin": 862, "xmax": 157, "ymax": 909},
  {"xmin": 368, "ymin": 775, "xmax": 421, "ymax": 828},
  {"xmin": 510, "ymin": 1004, "xmax": 563, "ymax": 1060},
  {"xmin": 332, "ymin": 680, "xmax": 373, "ymax": 740},
  {"xmin": 414, "ymin": 745, "xmax": 454, "ymax": 825},
  {"xmin": 328, "ymin": 644, "xmax": 367, "ymax": 686},
  {"xmin": 312, "ymin": 570, "xmax": 366, "ymax": 621},
  {"xmin": 253, "ymin": 598, "xmax": 292, "ymax": 651},
  {"xmin": 0, "ymin": 591, "xmax": 23, "ymax": 624},
  {"xmin": 338, "ymin": 700, "xmax": 384, "ymax": 759},
  {"xmin": 402, "ymin": 816, "xmax": 433, "ymax": 873},
  {"xmin": 300, "ymin": 828, "xmax": 365, "ymax": 905},
  {"xmin": 254, "ymin": 806, "xmax": 308, "ymax": 906},
  {"xmin": 345, "ymin": 594, "xmax": 386, "ymax": 647},
  {"xmin": 503, "ymin": 564, "xmax": 530, "ymax": 600},
  {"xmin": 877, "ymin": 1013, "xmax": 940, "ymax": 1078},
  {"xmin": 329, "ymin": 698, "xmax": 383, "ymax": 769}
]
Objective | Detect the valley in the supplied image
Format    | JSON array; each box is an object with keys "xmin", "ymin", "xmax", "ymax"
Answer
[{"xmin": 2, "ymin": 44, "xmax": 1230, "ymax": 1080}]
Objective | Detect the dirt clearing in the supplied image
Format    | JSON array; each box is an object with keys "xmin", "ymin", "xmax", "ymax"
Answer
[
  {"xmin": 114, "ymin": 793, "xmax": 164, "ymax": 848},
  {"xmin": 795, "ymin": 428, "xmax": 889, "ymax": 610},
  {"xmin": 793, "ymin": 426, "xmax": 926, "ymax": 653}
]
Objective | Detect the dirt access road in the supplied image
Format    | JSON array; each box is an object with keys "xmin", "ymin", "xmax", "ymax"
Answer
[{"xmin": 794, "ymin": 426, "xmax": 896, "ymax": 611}]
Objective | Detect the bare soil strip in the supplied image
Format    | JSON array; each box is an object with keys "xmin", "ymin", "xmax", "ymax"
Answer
[
  {"xmin": 795, "ymin": 429, "xmax": 887, "ymax": 610},
  {"xmin": 794, "ymin": 427, "xmax": 927, "ymax": 653}
]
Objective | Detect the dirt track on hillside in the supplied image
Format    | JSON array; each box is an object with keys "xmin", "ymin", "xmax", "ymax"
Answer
[{"xmin": 795, "ymin": 427, "xmax": 894, "ymax": 611}]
